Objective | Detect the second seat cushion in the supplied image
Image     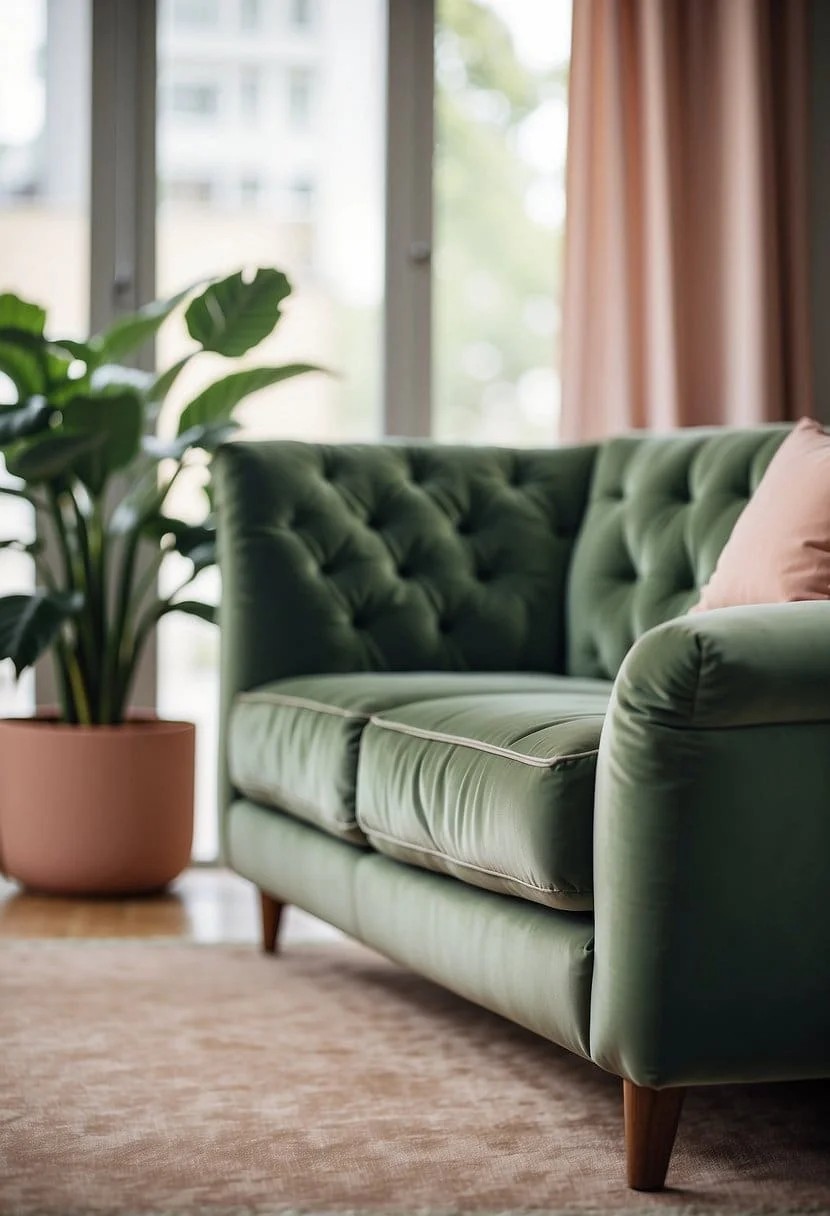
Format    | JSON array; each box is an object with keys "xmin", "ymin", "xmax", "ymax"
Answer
[
  {"xmin": 228, "ymin": 672, "xmax": 604, "ymax": 845},
  {"xmin": 356, "ymin": 689, "xmax": 610, "ymax": 910}
]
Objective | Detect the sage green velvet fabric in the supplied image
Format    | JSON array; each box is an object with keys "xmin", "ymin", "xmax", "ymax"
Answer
[
  {"xmin": 228, "ymin": 672, "xmax": 576, "ymax": 844},
  {"xmin": 567, "ymin": 426, "xmax": 788, "ymax": 679},
  {"xmin": 226, "ymin": 798, "xmax": 362, "ymax": 936},
  {"xmin": 591, "ymin": 602, "xmax": 830, "ymax": 1088},
  {"xmin": 214, "ymin": 440, "xmax": 597, "ymax": 826},
  {"xmin": 218, "ymin": 426, "xmax": 830, "ymax": 1093},
  {"xmin": 357, "ymin": 684, "xmax": 610, "ymax": 910},
  {"xmin": 355, "ymin": 853, "xmax": 595, "ymax": 1060},
  {"xmin": 226, "ymin": 797, "xmax": 595, "ymax": 1061}
]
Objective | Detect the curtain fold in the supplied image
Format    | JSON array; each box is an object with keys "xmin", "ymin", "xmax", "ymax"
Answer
[{"xmin": 560, "ymin": 0, "xmax": 812, "ymax": 440}]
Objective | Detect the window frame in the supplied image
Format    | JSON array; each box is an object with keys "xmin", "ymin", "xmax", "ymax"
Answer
[{"xmin": 36, "ymin": 0, "xmax": 436, "ymax": 713}]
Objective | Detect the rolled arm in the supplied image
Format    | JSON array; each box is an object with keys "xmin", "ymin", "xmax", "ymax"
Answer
[{"xmin": 591, "ymin": 602, "xmax": 830, "ymax": 1088}]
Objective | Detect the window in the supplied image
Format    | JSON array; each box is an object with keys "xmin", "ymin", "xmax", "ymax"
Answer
[
  {"xmin": 0, "ymin": 0, "xmax": 91, "ymax": 719},
  {"xmin": 164, "ymin": 177, "xmax": 215, "ymax": 203},
  {"xmin": 239, "ymin": 66, "xmax": 260, "ymax": 121},
  {"xmin": 433, "ymin": 0, "xmax": 571, "ymax": 445},
  {"xmin": 170, "ymin": 81, "xmax": 220, "ymax": 117},
  {"xmin": 289, "ymin": 177, "xmax": 315, "ymax": 216},
  {"xmin": 289, "ymin": 0, "xmax": 314, "ymax": 31},
  {"xmin": 240, "ymin": 175, "xmax": 262, "ymax": 205},
  {"xmin": 1, "ymin": 0, "xmax": 572, "ymax": 858},
  {"xmin": 156, "ymin": 0, "xmax": 386, "ymax": 859},
  {"xmin": 172, "ymin": 0, "xmax": 219, "ymax": 28},
  {"xmin": 239, "ymin": 0, "xmax": 260, "ymax": 31},
  {"xmin": 287, "ymin": 66, "xmax": 315, "ymax": 131}
]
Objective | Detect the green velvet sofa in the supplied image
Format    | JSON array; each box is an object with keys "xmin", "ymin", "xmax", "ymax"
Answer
[{"xmin": 214, "ymin": 425, "xmax": 830, "ymax": 1191}]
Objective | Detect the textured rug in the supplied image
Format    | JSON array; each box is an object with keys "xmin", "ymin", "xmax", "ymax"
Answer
[{"xmin": 1, "ymin": 941, "xmax": 829, "ymax": 1216}]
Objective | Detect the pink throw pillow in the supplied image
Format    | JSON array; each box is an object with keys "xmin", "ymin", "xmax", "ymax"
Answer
[{"xmin": 693, "ymin": 418, "xmax": 830, "ymax": 612}]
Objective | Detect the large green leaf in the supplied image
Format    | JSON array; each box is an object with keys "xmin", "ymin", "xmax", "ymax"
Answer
[
  {"xmin": 147, "ymin": 353, "xmax": 192, "ymax": 407},
  {"xmin": 0, "ymin": 590, "xmax": 82, "ymax": 676},
  {"xmin": 0, "ymin": 398, "xmax": 55, "ymax": 446},
  {"xmin": 146, "ymin": 420, "xmax": 238, "ymax": 459},
  {"xmin": 5, "ymin": 431, "xmax": 104, "ymax": 483},
  {"xmin": 0, "ymin": 341, "xmax": 44, "ymax": 398},
  {"xmin": 0, "ymin": 538, "xmax": 41, "ymax": 555},
  {"xmin": 0, "ymin": 330, "xmax": 75, "ymax": 400},
  {"xmin": 148, "ymin": 516, "xmax": 213, "ymax": 550},
  {"xmin": 0, "ymin": 294, "xmax": 46, "ymax": 337},
  {"xmin": 177, "ymin": 364, "xmax": 320, "ymax": 434},
  {"xmin": 109, "ymin": 467, "xmax": 170, "ymax": 535},
  {"xmin": 90, "ymin": 282, "xmax": 199, "ymax": 364},
  {"xmin": 185, "ymin": 269, "xmax": 291, "ymax": 357},
  {"xmin": 60, "ymin": 391, "xmax": 143, "ymax": 495},
  {"xmin": 164, "ymin": 599, "xmax": 216, "ymax": 624}
]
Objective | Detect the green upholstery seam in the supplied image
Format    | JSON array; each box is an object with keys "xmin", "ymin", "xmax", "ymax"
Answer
[
  {"xmin": 234, "ymin": 691, "xmax": 368, "ymax": 720},
  {"xmin": 361, "ymin": 825, "xmax": 593, "ymax": 901},
  {"xmin": 368, "ymin": 715, "xmax": 600, "ymax": 768}
]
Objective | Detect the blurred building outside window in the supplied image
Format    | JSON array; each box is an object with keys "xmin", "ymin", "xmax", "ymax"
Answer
[
  {"xmin": 290, "ymin": 0, "xmax": 314, "ymax": 32},
  {"xmin": 287, "ymin": 66, "xmax": 315, "ymax": 132},
  {"xmin": 240, "ymin": 0, "xmax": 259, "ymax": 33},
  {"xmin": 173, "ymin": 0, "xmax": 219, "ymax": 30},
  {"xmin": 171, "ymin": 81, "xmax": 221, "ymax": 118}
]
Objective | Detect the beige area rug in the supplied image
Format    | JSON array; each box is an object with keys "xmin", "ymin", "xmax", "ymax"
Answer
[{"xmin": 1, "ymin": 941, "xmax": 829, "ymax": 1216}]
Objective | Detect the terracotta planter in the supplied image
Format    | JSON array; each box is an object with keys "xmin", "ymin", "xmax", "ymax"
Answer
[{"xmin": 0, "ymin": 718, "xmax": 195, "ymax": 896}]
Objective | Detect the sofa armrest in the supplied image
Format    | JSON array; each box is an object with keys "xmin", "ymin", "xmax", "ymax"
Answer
[{"xmin": 591, "ymin": 602, "xmax": 830, "ymax": 1088}]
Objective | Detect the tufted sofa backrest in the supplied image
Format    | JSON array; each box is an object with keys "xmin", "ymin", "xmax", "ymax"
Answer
[
  {"xmin": 215, "ymin": 439, "xmax": 597, "ymax": 697},
  {"xmin": 566, "ymin": 425, "xmax": 789, "ymax": 679}
]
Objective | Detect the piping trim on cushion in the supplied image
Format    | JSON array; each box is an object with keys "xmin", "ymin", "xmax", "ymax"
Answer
[
  {"xmin": 362, "ymin": 826, "xmax": 593, "ymax": 902},
  {"xmin": 367, "ymin": 714, "xmax": 600, "ymax": 768},
  {"xmin": 235, "ymin": 691, "xmax": 369, "ymax": 720}
]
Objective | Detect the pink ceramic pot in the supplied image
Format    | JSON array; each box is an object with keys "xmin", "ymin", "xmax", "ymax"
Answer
[{"xmin": 0, "ymin": 718, "xmax": 195, "ymax": 896}]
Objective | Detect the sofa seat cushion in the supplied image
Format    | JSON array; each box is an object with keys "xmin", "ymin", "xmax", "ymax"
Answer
[
  {"xmin": 228, "ymin": 672, "xmax": 595, "ymax": 845},
  {"xmin": 356, "ymin": 688, "xmax": 610, "ymax": 910}
]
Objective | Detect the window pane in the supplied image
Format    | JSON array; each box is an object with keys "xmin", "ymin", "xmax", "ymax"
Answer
[
  {"xmin": 0, "ymin": 0, "xmax": 91, "ymax": 717},
  {"xmin": 433, "ymin": 0, "xmax": 571, "ymax": 445},
  {"xmin": 290, "ymin": 0, "xmax": 315, "ymax": 32},
  {"xmin": 156, "ymin": 0, "xmax": 386, "ymax": 860}
]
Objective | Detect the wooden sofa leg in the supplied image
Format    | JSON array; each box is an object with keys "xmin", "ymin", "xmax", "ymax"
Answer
[
  {"xmin": 259, "ymin": 890, "xmax": 285, "ymax": 955},
  {"xmin": 623, "ymin": 1079, "xmax": 685, "ymax": 1191}
]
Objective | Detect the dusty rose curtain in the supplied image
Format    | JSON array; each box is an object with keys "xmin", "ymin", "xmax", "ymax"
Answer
[{"xmin": 560, "ymin": 0, "xmax": 812, "ymax": 440}]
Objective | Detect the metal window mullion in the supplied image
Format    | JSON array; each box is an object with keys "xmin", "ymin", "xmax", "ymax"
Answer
[
  {"xmin": 383, "ymin": 0, "xmax": 435, "ymax": 439},
  {"xmin": 90, "ymin": 0, "xmax": 157, "ymax": 336},
  {"xmin": 36, "ymin": 0, "xmax": 158, "ymax": 714}
]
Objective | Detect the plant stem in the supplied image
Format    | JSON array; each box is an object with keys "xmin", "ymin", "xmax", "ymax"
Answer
[
  {"xmin": 46, "ymin": 486, "xmax": 95, "ymax": 724},
  {"xmin": 69, "ymin": 491, "xmax": 102, "ymax": 719},
  {"xmin": 64, "ymin": 645, "xmax": 93, "ymax": 726},
  {"xmin": 106, "ymin": 465, "xmax": 183, "ymax": 722},
  {"xmin": 53, "ymin": 640, "xmax": 79, "ymax": 724}
]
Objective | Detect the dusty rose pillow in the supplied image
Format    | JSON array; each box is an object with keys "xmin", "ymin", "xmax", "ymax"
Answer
[{"xmin": 693, "ymin": 418, "xmax": 830, "ymax": 612}]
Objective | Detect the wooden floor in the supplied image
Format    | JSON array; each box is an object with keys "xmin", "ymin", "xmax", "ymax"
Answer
[{"xmin": 0, "ymin": 868, "xmax": 342, "ymax": 944}]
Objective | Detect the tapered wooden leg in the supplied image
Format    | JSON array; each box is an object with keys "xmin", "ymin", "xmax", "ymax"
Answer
[
  {"xmin": 259, "ymin": 890, "xmax": 284, "ymax": 955},
  {"xmin": 623, "ymin": 1079, "xmax": 685, "ymax": 1191}
]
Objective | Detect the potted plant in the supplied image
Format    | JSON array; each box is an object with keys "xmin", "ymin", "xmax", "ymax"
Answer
[{"xmin": 0, "ymin": 268, "xmax": 319, "ymax": 895}]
